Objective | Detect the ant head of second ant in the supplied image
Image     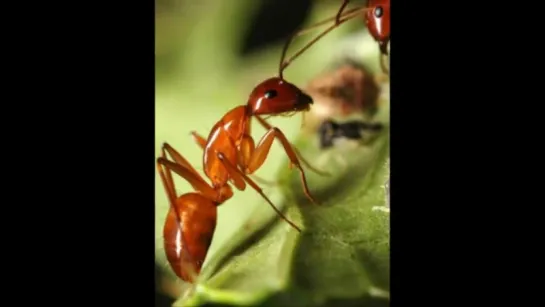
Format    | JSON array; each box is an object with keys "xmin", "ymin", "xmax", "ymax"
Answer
[
  {"xmin": 247, "ymin": 77, "xmax": 313, "ymax": 116},
  {"xmin": 365, "ymin": 0, "xmax": 390, "ymax": 53}
]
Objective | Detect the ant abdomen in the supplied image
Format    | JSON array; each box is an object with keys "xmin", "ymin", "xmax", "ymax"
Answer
[{"xmin": 163, "ymin": 193, "xmax": 218, "ymax": 282}]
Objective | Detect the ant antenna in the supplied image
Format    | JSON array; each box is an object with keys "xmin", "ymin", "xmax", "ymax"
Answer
[
  {"xmin": 278, "ymin": 5, "xmax": 372, "ymax": 79},
  {"xmin": 335, "ymin": 0, "xmax": 350, "ymax": 25}
]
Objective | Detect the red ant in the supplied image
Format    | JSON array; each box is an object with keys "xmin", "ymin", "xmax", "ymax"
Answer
[
  {"xmin": 157, "ymin": 29, "xmax": 332, "ymax": 283},
  {"xmin": 279, "ymin": 0, "xmax": 390, "ymax": 75}
]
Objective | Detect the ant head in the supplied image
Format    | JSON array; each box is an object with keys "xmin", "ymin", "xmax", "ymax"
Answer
[
  {"xmin": 247, "ymin": 77, "xmax": 313, "ymax": 116},
  {"xmin": 365, "ymin": 0, "xmax": 390, "ymax": 53}
]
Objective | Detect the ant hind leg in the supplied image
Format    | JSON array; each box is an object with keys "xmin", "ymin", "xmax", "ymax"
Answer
[
  {"xmin": 157, "ymin": 155, "xmax": 219, "ymax": 201},
  {"xmin": 161, "ymin": 142, "xmax": 201, "ymax": 178}
]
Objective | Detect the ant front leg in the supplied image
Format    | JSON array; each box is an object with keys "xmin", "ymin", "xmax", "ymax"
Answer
[
  {"xmin": 255, "ymin": 115, "xmax": 330, "ymax": 177},
  {"xmin": 246, "ymin": 124, "xmax": 319, "ymax": 205}
]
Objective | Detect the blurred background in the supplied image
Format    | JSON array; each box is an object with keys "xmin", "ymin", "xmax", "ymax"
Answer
[{"xmin": 155, "ymin": 0, "xmax": 383, "ymax": 305}]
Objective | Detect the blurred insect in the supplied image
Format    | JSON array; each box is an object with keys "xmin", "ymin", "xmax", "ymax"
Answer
[
  {"xmin": 296, "ymin": 58, "xmax": 386, "ymax": 170},
  {"xmin": 279, "ymin": 0, "xmax": 390, "ymax": 75},
  {"xmin": 157, "ymin": 33, "xmax": 332, "ymax": 282},
  {"xmin": 318, "ymin": 118, "xmax": 383, "ymax": 149},
  {"xmin": 314, "ymin": 116, "xmax": 384, "ymax": 169},
  {"xmin": 301, "ymin": 58, "xmax": 383, "ymax": 133},
  {"xmin": 337, "ymin": 0, "xmax": 390, "ymax": 56}
]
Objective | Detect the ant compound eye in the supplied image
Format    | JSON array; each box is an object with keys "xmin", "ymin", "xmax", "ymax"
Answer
[
  {"xmin": 374, "ymin": 6, "xmax": 383, "ymax": 18},
  {"xmin": 264, "ymin": 89, "xmax": 278, "ymax": 99}
]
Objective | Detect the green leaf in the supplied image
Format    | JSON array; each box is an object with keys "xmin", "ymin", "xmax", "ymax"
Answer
[{"xmin": 174, "ymin": 123, "xmax": 390, "ymax": 306}]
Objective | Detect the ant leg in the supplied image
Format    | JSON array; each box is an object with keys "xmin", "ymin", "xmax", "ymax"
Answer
[
  {"xmin": 216, "ymin": 152, "xmax": 302, "ymax": 232},
  {"xmin": 157, "ymin": 158, "xmax": 179, "ymax": 213},
  {"xmin": 161, "ymin": 142, "xmax": 201, "ymax": 177},
  {"xmin": 255, "ymin": 115, "xmax": 331, "ymax": 177},
  {"xmin": 292, "ymin": 146, "xmax": 331, "ymax": 177},
  {"xmin": 251, "ymin": 174, "xmax": 279, "ymax": 186},
  {"xmin": 157, "ymin": 157, "xmax": 221, "ymax": 201},
  {"xmin": 246, "ymin": 127, "xmax": 318, "ymax": 205},
  {"xmin": 160, "ymin": 143, "xmax": 203, "ymax": 203}
]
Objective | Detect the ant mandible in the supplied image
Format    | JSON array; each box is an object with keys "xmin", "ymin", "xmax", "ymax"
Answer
[
  {"xmin": 279, "ymin": 0, "xmax": 390, "ymax": 75},
  {"xmin": 157, "ymin": 28, "xmax": 330, "ymax": 283}
]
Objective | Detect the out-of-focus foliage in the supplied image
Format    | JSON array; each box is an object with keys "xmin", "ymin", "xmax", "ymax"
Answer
[{"xmin": 156, "ymin": 0, "xmax": 389, "ymax": 306}]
